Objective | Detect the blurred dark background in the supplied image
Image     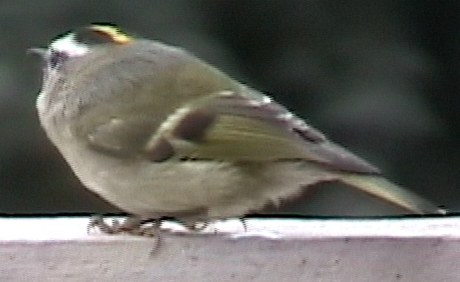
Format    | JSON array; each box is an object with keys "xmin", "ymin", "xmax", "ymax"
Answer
[{"xmin": 1, "ymin": 0, "xmax": 459, "ymax": 216}]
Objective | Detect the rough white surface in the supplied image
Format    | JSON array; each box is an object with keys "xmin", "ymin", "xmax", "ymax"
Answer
[
  {"xmin": 2, "ymin": 217, "xmax": 459, "ymax": 240},
  {"xmin": 0, "ymin": 216, "xmax": 459, "ymax": 282}
]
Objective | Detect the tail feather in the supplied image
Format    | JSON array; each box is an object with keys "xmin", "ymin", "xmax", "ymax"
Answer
[{"xmin": 339, "ymin": 174, "xmax": 446, "ymax": 214}]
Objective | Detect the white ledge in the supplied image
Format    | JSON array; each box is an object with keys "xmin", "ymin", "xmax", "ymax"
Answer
[{"xmin": 1, "ymin": 216, "xmax": 459, "ymax": 281}]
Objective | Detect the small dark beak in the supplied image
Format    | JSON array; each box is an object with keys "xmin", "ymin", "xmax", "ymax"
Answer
[{"xmin": 27, "ymin": 47, "xmax": 47, "ymax": 58}]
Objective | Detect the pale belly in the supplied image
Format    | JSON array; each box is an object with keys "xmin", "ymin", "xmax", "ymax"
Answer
[{"xmin": 60, "ymin": 142, "xmax": 336, "ymax": 220}]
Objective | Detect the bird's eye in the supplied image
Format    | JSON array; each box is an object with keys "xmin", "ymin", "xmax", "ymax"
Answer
[{"xmin": 48, "ymin": 50, "xmax": 69, "ymax": 69}]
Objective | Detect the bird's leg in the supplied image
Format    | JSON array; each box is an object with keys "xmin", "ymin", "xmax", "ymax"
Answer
[{"xmin": 238, "ymin": 217, "xmax": 248, "ymax": 232}]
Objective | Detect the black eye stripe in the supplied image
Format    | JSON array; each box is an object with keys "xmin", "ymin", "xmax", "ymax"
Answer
[
  {"xmin": 48, "ymin": 50, "xmax": 69, "ymax": 68},
  {"xmin": 73, "ymin": 27, "xmax": 117, "ymax": 45}
]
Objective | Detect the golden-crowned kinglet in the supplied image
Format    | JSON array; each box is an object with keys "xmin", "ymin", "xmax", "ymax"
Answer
[{"xmin": 32, "ymin": 23, "xmax": 444, "ymax": 229}]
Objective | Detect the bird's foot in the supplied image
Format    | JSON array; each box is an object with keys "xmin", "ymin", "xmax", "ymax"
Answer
[
  {"xmin": 179, "ymin": 220, "xmax": 211, "ymax": 232},
  {"xmin": 179, "ymin": 217, "xmax": 248, "ymax": 233},
  {"xmin": 88, "ymin": 215, "xmax": 163, "ymax": 255},
  {"xmin": 88, "ymin": 215, "xmax": 162, "ymax": 237}
]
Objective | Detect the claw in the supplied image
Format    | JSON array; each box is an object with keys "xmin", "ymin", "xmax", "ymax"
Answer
[{"xmin": 88, "ymin": 215, "xmax": 163, "ymax": 256}]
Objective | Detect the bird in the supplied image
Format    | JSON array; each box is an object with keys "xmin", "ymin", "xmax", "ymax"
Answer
[{"xmin": 32, "ymin": 23, "xmax": 445, "ymax": 236}]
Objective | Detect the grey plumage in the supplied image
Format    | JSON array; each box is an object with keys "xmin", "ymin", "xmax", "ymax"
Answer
[{"xmin": 35, "ymin": 25, "xmax": 445, "ymax": 228}]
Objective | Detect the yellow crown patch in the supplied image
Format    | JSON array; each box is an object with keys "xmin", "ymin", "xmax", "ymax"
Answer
[{"xmin": 89, "ymin": 24, "xmax": 132, "ymax": 44}]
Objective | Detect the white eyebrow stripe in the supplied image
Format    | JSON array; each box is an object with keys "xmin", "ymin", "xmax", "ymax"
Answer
[{"xmin": 49, "ymin": 33, "xmax": 89, "ymax": 57}]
